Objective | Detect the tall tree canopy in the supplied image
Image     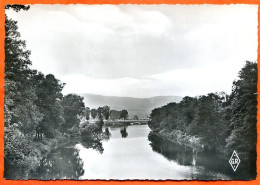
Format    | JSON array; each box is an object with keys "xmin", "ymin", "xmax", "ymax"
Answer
[
  {"xmin": 226, "ymin": 61, "xmax": 257, "ymax": 175},
  {"xmin": 97, "ymin": 107, "xmax": 103, "ymax": 121},
  {"xmin": 90, "ymin": 108, "xmax": 97, "ymax": 120},
  {"xmin": 4, "ymin": 5, "xmax": 42, "ymax": 178},
  {"xmin": 148, "ymin": 61, "xmax": 257, "ymax": 178},
  {"xmin": 109, "ymin": 110, "xmax": 121, "ymax": 120},
  {"xmin": 85, "ymin": 107, "xmax": 90, "ymax": 121},
  {"xmin": 120, "ymin": 110, "xmax": 128, "ymax": 120},
  {"xmin": 102, "ymin": 106, "xmax": 110, "ymax": 120},
  {"xmin": 32, "ymin": 73, "xmax": 65, "ymax": 138},
  {"xmin": 61, "ymin": 94, "xmax": 85, "ymax": 132},
  {"xmin": 4, "ymin": 5, "xmax": 104, "ymax": 178},
  {"xmin": 4, "ymin": 6, "xmax": 42, "ymax": 134}
]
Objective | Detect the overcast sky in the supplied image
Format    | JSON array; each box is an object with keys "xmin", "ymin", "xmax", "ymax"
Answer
[{"xmin": 6, "ymin": 4, "xmax": 258, "ymax": 98}]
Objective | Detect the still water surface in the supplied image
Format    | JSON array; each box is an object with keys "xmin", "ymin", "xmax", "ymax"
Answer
[
  {"xmin": 30, "ymin": 125, "xmax": 231, "ymax": 180},
  {"xmin": 79, "ymin": 125, "xmax": 192, "ymax": 180}
]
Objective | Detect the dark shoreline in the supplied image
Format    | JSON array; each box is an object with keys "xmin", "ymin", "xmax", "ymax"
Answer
[
  {"xmin": 148, "ymin": 131, "xmax": 255, "ymax": 180},
  {"xmin": 4, "ymin": 134, "xmax": 70, "ymax": 179}
]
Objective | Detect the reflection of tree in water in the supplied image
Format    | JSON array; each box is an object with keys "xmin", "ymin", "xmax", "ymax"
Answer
[
  {"xmin": 103, "ymin": 127, "xmax": 111, "ymax": 140},
  {"xmin": 80, "ymin": 123, "xmax": 114, "ymax": 154},
  {"xmin": 29, "ymin": 147, "xmax": 84, "ymax": 180},
  {"xmin": 148, "ymin": 132, "xmax": 238, "ymax": 179},
  {"xmin": 28, "ymin": 123, "xmax": 113, "ymax": 180},
  {"xmin": 148, "ymin": 132, "xmax": 194, "ymax": 166},
  {"xmin": 120, "ymin": 127, "xmax": 128, "ymax": 138},
  {"xmin": 80, "ymin": 136, "xmax": 104, "ymax": 154},
  {"xmin": 80, "ymin": 126, "xmax": 114, "ymax": 153}
]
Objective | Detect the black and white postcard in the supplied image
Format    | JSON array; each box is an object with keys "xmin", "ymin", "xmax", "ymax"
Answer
[{"xmin": 4, "ymin": 4, "xmax": 258, "ymax": 180}]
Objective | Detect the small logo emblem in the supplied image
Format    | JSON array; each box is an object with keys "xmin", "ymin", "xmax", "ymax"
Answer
[{"xmin": 229, "ymin": 150, "xmax": 240, "ymax": 171}]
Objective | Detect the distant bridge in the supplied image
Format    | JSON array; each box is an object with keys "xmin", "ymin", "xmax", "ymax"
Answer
[{"xmin": 105, "ymin": 119, "xmax": 150, "ymax": 126}]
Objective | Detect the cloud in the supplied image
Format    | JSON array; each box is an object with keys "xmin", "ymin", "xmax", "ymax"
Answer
[
  {"xmin": 58, "ymin": 74, "xmax": 152, "ymax": 97},
  {"xmin": 6, "ymin": 4, "xmax": 258, "ymax": 97},
  {"xmin": 58, "ymin": 58, "xmax": 246, "ymax": 98}
]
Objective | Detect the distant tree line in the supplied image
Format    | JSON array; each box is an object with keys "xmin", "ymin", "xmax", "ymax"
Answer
[
  {"xmin": 89, "ymin": 107, "xmax": 129, "ymax": 121},
  {"xmin": 149, "ymin": 61, "xmax": 257, "ymax": 177}
]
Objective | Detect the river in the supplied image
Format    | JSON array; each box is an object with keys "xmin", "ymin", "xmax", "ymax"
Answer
[{"xmin": 29, "ymin": 124, "xmax": 233, "ymax": 180}]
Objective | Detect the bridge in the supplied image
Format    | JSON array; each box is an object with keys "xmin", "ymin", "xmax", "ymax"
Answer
[{"xmin": 104, "ymin": 119, "xmax": 150, "ymax": 126}]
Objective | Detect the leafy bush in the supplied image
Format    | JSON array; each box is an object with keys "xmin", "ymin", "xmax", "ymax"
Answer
[{"xmin": 4, "ymin": 124, "xmax": 41, "ymax": 179}]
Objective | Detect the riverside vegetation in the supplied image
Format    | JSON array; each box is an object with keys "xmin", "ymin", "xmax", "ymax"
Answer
[
  {"xmin": 4, "ymin": 5, "xmax": 258, "ymax": 180},
  {"xmin": 149, "ymin": 61, "xmax": 257, "ymax": 178},
  {"xmin": 3, "ymin": 5, "xmax": 131, "ymax": 179}
]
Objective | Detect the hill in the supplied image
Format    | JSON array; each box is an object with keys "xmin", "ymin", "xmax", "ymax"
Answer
[{"xmin": 81, "ymin": 94, "xmax": 183, "ymax": 119}]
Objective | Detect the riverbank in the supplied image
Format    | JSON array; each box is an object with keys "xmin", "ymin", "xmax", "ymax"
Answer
[
  {"xmin": 4, "ymin": 130, "xmax": 70, "ymax": 179},
  {"xmin": 27, "ymin": 134, "xmax": 71, "ymax": 179},
  {"xmin": 148, "ymin": 130, "xmax": 253, "ymax": 179},
  {"xmin": 149, "ymin": 129, "xmax": 204, "ymax": 152},
  {"xmin": 4, "ymin": 122, "xmax": 105, "ymax": 180},
  {"xmin": 148, "ymin": 131, "xmax": 230, "ymax": 179}
]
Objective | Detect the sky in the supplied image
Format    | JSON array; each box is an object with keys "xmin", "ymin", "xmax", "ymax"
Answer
[{"xmin": 6, "ymin": 4, "xmax": 258, "ymax": 98}]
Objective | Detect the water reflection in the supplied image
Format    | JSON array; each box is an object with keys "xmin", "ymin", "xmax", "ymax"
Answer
[
  {"xmin": 29, "ymin": 132, "xmax": 106, "ymax": 179},
  {"xmin": 81, "ymin": 136, "xmax": 104, "ymax": 154},
  {"xmin": 77, "ymin": 125, "xmax": 193, "ymax": 180},
  {"xmin": 103, "ymin": 127, "xmax": 111, "ymax": 141},
  {"xmin": 148, "ymin": 132, "xmax": 235, "ymax": 180},
  {"xmin": 148, "ymin": 132, "xmax": 195, "ymax": 166},
  {"xmin": 27, "ymin": 125, "xmax": 241, "ymax": 180},
  {"xmin": 29, "ymin": 146, "xmax": 84, "ymax": 180},
  {"xmin": 120, "ymin": 127, "xmax": 128, "ymax": 138}
]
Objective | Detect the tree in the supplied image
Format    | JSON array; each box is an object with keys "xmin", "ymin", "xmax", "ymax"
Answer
[
  {"xmin": 102, "ymin": 106, "xmax": 110, "ymax": 120},
  {"xmin": 97, "ymin": 107, "xmax": 104, "ymax": 128},
  {"xmin": 133, "ymin": 115, "xmax": 139, "ymax": 120},
  {"xmin": 97, "ymin": 107, "xmax": 103, "ymax": 121},
  {"xmin": 61, "ymin": 94, "xmax": 85, "ymax": 133},
  {"xmin": 147, "ymin": 61, "xmax": 257, "ymax": 178},
  {"xmin": 90, "ymin": 109, "xmax": 97, "ymax": 120},
  {"xmin": 189, "ymin": 93, "xmax": 226, "ymax": 149},
  {"xmin": 4, "ymin": 123, "xmax": 40, "ymax": 179},
  {"xmin": 120, "ymin": 110, "xmax": 128, "ymax": 120},
  {"xmin": 109, "ymin": 110, "xmax": 121, "ymax": 120},
  {"xmin": 149, "ymin": 93, "xmax": 229, "ymax": 152},
  {"xmin": 85, "ymin": 107, "xmax": 90, "ymax": 121},
  {"xmin": 32, "ymin": 73, "xmax": 65, "ymax": 138},
  {"xmin": 149, "ymin": 105, "xmax": 169, "ymax": 130},
  {"xmin": 226, "ymin": 61, "xmax": 257, "ymax": 176},
  {"xmin": 4, "ymin": 6, "xmax": 43, "ymax": 136},
  {"xmin": 4, "ymin": 4, "xmax": 44, "ymax": 178},
  {"xmin": 178, "ymin": 96, "xmax": 197, "ymax": 132}
]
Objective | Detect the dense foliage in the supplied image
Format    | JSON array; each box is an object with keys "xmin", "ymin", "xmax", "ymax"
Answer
[
  {"xmin": 109, "ymin": 110, "xmax": 122, "ymax": 120},
  {"xmin": 4, "ymin": 4, "xmax": 257, "ymax": 180},
  {"xmin": 61, "ymin": 94, "xmax": 85, "ymax": 131},
  {"xmin": 4, "ymin": 6, "xmax": 88, "ymax": 178},
  {"xmin": 120, "ymin": 109, "xmax": 128, "ymax": 120},
  {"xmin": 149, "ymin": 61, "xmax": 257, "ymax": 178},
  {"xmin": 4, "ymin": 6, "xmax": 132, "ymax": 178}
]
